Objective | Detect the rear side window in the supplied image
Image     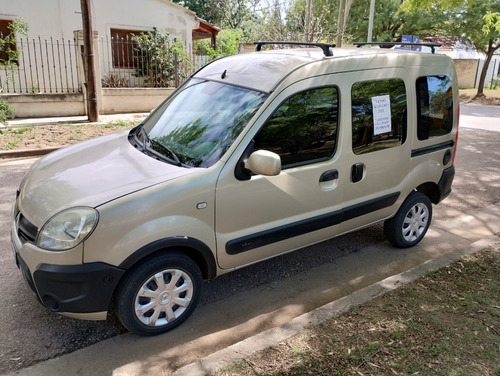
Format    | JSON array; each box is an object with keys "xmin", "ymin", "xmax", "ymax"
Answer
[
  {"xmin": 254, "ymin": 87, "xmax": 339, "ymax": 168},
  {"xmin": 416, "ymin": 76, "xmax": 453, "ymax": 140},
  {"xmin": 351, "ymin": 79, "xmax": 407, "ymax": 155}
]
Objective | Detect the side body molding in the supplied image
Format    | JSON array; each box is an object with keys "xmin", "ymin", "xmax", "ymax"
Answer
[{"xmin": 226, "ymin": 192, "xmax": 400, "ymax": 255}]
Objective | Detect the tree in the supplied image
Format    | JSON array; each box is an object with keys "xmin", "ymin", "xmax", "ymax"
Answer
[
  {"xmin": 173, "ymin": 0, "xmax": 260, "ymax": 28},
  {"xmin": 248, "ymin": 0, "xmax": 294, "ymax": 42},
  {"xmin": 471, "ymin": 8, "xmax": 500, "ymax": 96},
  {"xmin": 282, "ymin": 0, "xmax": 447, "ymax": 44},
  {"xmin": 285, "ymin": 0, "xmax": 335, "ymax": 42},
  {"xmin": 400, "ymin": 0, "xmax": 473, "ymax": 12},
  {"xmin": 402, "ymin": 0, "xmax": 500, "ymax": 96},
  {"xmin": 172, "ymin": 0, "xmax": 214, "ymax": 21},
  {"xmin": 195, "ymin": 29, "xmax": 243, "ymax": 60}
]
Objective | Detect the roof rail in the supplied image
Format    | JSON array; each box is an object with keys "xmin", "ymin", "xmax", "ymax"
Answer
[
  {"xmin": 353, "ymin": 42, "xmax": 441, "ymax": 54},
  {"xmin": 254, "ymin": 41, "xmax": 336, "ymax": 57}
]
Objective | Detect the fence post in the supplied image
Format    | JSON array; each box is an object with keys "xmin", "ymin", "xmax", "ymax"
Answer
[
  {"xmin": 173, "ymin": 38, "xmax": 179, "ymax": 87},
  {"xmin": 74, "ymin": 30, "xmax": 102, "ymax": 118}
]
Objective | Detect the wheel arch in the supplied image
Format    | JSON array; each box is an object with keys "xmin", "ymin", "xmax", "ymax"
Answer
[
  {"xmin": 118, "ymin": 237, "xmax": 217, "ymax": 280},
  {"xmin": 416, "ymin": 182, "xmax": 440, "ymax": 204},
  {"xmin": 414, "ymin": 166, "xmax": 455, "ymax": 205}
]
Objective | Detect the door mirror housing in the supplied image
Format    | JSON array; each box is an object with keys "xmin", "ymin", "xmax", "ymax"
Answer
[{"xmin": 244, "ymin": 150, "xmax": 281, "ymax": 176}]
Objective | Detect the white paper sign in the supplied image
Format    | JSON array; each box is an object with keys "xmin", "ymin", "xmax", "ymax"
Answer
[{"xmin": 371, "ymin": 95, "xmax": 392, "ymax": 135}]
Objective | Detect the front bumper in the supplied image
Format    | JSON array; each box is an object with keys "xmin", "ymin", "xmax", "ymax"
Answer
[{"xmin": 12, "ymin": 223, "xmax": 125, "ymax": 318}]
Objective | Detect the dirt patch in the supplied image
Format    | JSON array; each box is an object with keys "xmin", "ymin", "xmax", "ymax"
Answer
[
  {"xmin": 215, "ymin": 249, "xmax": 500, "ymax": 376},
  {"xmin": 0, "ymin": 121, "xmax": 137, "ymax": 151},
  {"xmin": 460, "ymin": 91, "xmax": 500, "ymax": 106}
]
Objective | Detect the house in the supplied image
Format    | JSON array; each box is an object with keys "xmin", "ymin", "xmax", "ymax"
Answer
[
  {"xmin": 0, "ymin": 0, "xmax": 218, "ymax": 53},
  {"xmin": 0, "ymin": 0, "xmax": 219, "ymax": 116}
]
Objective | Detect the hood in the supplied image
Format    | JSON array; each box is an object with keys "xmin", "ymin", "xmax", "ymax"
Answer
[{"xmin": 18, "ymin": 131, "xmax": 197, "ymax": 227}]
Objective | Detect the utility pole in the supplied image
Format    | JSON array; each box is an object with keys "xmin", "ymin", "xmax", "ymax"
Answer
[
  {"xmin": 336, "ymin": 0, "xmax": 346, "ymax": 47},
  {"xmin": 80, "ymin": 0, "xmax": 99, "ymax": 122},
  {"xmin": 305, "ymin": 0, "xmax": 313, "ymax": 42},
  {"xmin": 367, "ymin": 0, "xmax": 376, "ymax": 42}
]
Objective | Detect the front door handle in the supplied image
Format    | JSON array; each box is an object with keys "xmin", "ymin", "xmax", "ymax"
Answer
[{"xmin": 319, "ymin": 169, "xmax": 338, "ymax": 182}]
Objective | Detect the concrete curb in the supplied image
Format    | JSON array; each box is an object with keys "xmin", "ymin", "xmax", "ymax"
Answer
[
  {"xmin": 171, "ymin": 234, "xmax": 500, "ymax": 376},
  {"xmin": 2, "ymin": 113, "xmax": 148, "ymax": 129},
  {"xmin": 0, "ymin": 147, "xmax": 60, "ymax": 160}
]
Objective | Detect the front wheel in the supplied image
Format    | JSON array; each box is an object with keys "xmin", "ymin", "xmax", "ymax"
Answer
[
  {"xmin": 384, "ymin": 191, "xmax": 432, "ymax": 248},
  {"xmin": 114, "ymin": 252, "xmax": 202, "ymax": 336}
]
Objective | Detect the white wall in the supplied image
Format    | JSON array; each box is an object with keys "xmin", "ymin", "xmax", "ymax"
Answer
[
  {"xmin": 1, "ymin": 0, "xmax": 199, "ymax": 95},
  {"xmin": 4, "ymin": 88, "xmax": 175, "ymax": 118},
  {"xmin": 0, "ymin": 0, "xmax": 198, "ymax": 45},
  {"xmin": 442, "ymin": 44, "xmax": 500, "ymax": 88}
]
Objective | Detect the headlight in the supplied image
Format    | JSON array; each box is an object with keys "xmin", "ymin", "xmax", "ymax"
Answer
[{"xmin": 37, "ymin": 207, "xmax": 99, "ymax": 251}]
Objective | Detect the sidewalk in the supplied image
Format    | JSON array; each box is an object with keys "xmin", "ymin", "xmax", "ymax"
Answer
[{"xmin": 4, "ymin": 202, "xmax": 500, "ymax": 376}]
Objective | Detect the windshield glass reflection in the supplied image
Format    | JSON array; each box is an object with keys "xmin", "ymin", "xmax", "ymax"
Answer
[{"xmin": 143, "ymin": 79, "xmax": 267, "ymax": 167}]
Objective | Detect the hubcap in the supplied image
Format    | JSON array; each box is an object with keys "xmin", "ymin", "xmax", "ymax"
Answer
[
  {"xmin": 402, "ymin": 203, "xmax": 428, "ymax": 242},
  {"xmin": 134, "ymin": 269, "xmax": 194, "ymax": 327}
]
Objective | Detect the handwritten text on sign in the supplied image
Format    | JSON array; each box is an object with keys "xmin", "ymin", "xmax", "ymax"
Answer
[{"xmin": 371, "ymin": 95, "xmax": 392, "ymax": 135}]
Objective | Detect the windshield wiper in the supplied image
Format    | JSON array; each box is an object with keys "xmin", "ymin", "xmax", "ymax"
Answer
[
  {"xmin": 149, "ymin": 139, "xmax": 182, "ymax": 166},
  {"xmin": 135, "ymin": 125, "xmax": 182, "ymax": 167}
]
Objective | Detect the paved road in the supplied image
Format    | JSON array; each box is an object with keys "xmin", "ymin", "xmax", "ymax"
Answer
[
  {"xmin": 460, "ymin": 103, "xmax": 500, "ymax": 132},
  {"xmin": 0, "ymin": 104, "xmax": 498, "ymax": 374}
]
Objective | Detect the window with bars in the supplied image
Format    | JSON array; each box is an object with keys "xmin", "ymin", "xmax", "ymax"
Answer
[{"xmin": 110, "ymin": 28, "xmax": 142, "ymax": 69}]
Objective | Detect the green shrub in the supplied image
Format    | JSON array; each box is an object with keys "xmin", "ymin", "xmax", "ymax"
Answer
[
  {"xmin": 0, "ymin": 100, "xmax": 15, "ymax": 125},
  {"xmin": 131, "ymin": 27, "xmax": 191, "ymax": 87}
]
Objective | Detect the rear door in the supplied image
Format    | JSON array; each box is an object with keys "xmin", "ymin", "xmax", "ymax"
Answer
[{"xmin": 337, "ymin": 68, "xmax": 412, "ymax": 234}]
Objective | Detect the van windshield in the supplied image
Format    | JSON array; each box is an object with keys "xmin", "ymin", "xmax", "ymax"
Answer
[{"xmin": 141, "ymin": 79, "xmax": 267, "ymax": 168}]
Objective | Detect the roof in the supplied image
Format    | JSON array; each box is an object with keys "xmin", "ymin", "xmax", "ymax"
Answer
[
  {"xmin": 194, "ymin": 46, "xmax": 453, "ymax": 93},
  {"xmin": 193, "ymin": 18, "xmax": 220, "ymax": 41},
  {"xmin": 194, "ymin": 49, "xmax": 321, "ymax": 92}
]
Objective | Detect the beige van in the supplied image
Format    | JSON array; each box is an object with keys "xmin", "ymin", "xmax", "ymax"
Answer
[{"xmin": 11, "ymin": 42, "xmax": 459, "ymax": 335}]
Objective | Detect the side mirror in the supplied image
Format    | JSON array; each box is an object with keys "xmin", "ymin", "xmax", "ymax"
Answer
[{"xmin": 244, "ymin": 150, "xmax": 281, "ymax": 176}]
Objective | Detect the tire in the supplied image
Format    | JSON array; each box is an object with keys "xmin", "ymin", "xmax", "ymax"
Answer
[
  {"xmin": 384, "ymin": 191, "xmax": 432, "ymax": 248},
  {"xmin": 114, "ymin": 252, "xmax": 202, "ymax": 336}
]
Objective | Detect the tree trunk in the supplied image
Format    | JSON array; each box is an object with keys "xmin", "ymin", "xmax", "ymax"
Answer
[{"xmin": 476, "ymin": 39, "xmax": 500, "ymax": 97}]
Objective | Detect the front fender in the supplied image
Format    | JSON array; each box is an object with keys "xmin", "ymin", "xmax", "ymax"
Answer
[{"xmin": 84, "ymin": 215, "xmax": 217, "ymax": 276}]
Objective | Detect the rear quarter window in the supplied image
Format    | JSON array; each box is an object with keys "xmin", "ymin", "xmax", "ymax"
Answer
[{"xmin": 416, "ymin": 75, "xmax": 453, "ymax": 140}]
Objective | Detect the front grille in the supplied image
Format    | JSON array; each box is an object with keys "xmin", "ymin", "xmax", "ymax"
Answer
[{"xmin": 17, "ymin": 213, "xmax": 38, "ymax": 244}]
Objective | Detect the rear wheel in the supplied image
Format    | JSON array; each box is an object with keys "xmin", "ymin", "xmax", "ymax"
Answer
[
  {"xmin": 384, "ymin": 191, "xmax": 432, "ymax": 248},
  {"xmin": 115, "ymin": 252, "xmax": 202, "ymax": 336}
]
